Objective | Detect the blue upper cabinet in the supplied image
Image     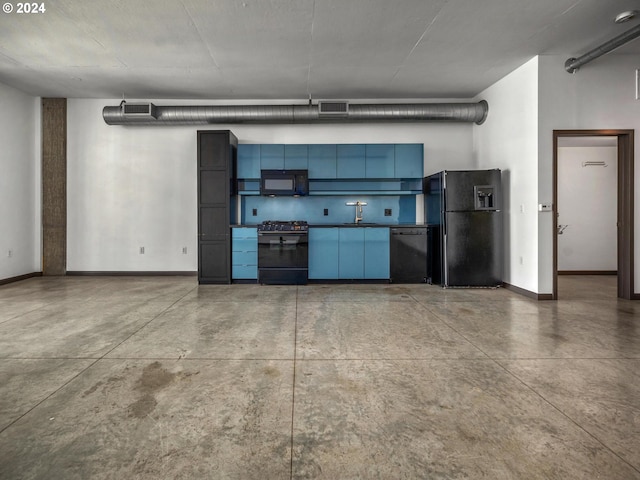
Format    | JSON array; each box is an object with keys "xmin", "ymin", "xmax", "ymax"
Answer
[
  {"xmin": 238, "ymin": 143, "xmax": 423, "ymax": 195},
  {"xmin": 284, "ymin": 145, "xmax": 308, "ymax": 169},
  {"xmin": 237, "ymin": 144, "xmax": 261, "ymax": 179},
  {"xmin": 308, "ymin": 144, "xmax": 337, "ymax": 179},
  {"xmin": 260, "ymin": 144, "xmax": 285, "ymax": 170},
  {"xmin": 336, "ymin": 144, "xmax": 366, "ymax": 178},
  {"xmin": 395, "ymin": 144, "xmax": 424, "ymax": 178},
  {"xmin": 365, "ymin": 144, "xmax": 395, "ymax": 178}
]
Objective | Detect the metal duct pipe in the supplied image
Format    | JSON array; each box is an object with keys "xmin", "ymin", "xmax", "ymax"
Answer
[
  {"xmin": 102, "ymin": 100, "xmax": 488, "ymax": 126},
  {"xmin": 565, "ymin": 23, "xmax": 640, "ymax": 73}
]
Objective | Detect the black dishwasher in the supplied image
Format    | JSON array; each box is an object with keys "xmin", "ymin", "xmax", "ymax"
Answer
[{"xmin": 390, "ymin": 227, "xmax": 428, "ymax": 283}]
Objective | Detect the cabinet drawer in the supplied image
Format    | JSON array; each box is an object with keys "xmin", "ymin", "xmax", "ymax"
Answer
[
  {"xmin": 232, "ymin": 228, "xmax": 257, "ymax": 239},
  {"xmin": 232, "ymin": 265, "xmax": 258, "ymax": 279},
  {"xmin": 232, "ymin": 250, "xmax": 257, "ymax": 265},
  {"xmin": 232, "ymin": 238, "xmax": 257, "ymax": 252}
]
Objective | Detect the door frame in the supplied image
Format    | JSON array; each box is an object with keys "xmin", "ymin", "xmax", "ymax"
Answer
[{"xmin": 553, "ymin": 129, "xmax": 635, "ymax": 300}]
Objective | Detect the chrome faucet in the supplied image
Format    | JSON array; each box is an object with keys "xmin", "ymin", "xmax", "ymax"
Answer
[{"xmin": 346, "ymin": 201, "xmax": 367, "ymax": 224}]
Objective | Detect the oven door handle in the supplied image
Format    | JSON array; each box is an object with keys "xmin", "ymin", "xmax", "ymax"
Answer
[{"xmin": 280, "ymin": 239, "xmax": 300, "ymax": 245}]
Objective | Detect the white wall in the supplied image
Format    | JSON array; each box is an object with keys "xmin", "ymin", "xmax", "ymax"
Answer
[
  {"xmin": 0, "ymin": 82, "xmax": 40, "ymax": 281},
  {"xmin": 473, "ymin": 57, "xmax": 539, "ymax": 293},
  {"xmin": 67, "ymin": 98, "xmax": 475, "ymax": 271},
  {"xmin": 558, "ymin": 146, "xmax": 617, "ymax": 271},
  {"xmin": 538, "ymin": 54, "xmax": 640, "ymax": 293}
]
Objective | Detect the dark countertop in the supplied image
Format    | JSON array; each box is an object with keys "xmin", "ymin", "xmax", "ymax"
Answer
[
  {"xmin": 308, "ymin": 223, "xmax": 429, "ymax": 228},
  {"xmin": 230, "ymin": 223, "xmax": 431, "ymax": 228}
]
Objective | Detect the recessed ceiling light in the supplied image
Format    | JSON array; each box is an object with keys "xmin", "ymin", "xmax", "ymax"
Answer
[{"xmin": 615, "ymin": 10, "xmax": 638, "ymax": 24}]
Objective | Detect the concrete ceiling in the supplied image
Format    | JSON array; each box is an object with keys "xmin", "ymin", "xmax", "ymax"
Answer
[{"xmin": 0, "ymin": 0, "xmax": 639, "ymax": 100}]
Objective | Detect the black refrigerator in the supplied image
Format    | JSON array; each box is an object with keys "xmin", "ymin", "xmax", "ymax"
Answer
[{"xmin": 424, "ymin": 169, "xmax": 502, "ymax": 287}]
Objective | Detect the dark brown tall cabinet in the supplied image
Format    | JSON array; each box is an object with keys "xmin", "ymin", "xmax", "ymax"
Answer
[{"xmin": 197, "ymin": 130, "xmax": 237, "ymax": 284}]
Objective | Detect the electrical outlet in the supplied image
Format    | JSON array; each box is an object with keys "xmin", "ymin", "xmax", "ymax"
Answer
[
  {"xmin": 384, "ymin": 208, "xmax": 392, "ymax": 216},
  {"xmin": 7, "ymin": 249, "xmax": 12, "ymax": 258},
  {"xmin": 252, "ymin": 208, "xmax": 257, "ymax": 216},
  {"xmin": 519, "ymin": 256, "xmax": 524, "ymax": 265},
  {"xmin": 520, "ymin": 204, "xmax": 525, "ymax": 213},
  {"xmin": 139, "ymin": 246, "xmax": 145, "ymax": 254},
  {"xmin": 324, "ymin": 208, "xmax": 329, "ymax": 216},
  {"xmin": 182, "ymin": 247, "xmax": 188, "ymax": 254}
]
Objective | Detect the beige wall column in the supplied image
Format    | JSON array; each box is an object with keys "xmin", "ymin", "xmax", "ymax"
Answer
[{"xmin": 42, "ymin": 98, "xmax": 67, "ymax": 275}]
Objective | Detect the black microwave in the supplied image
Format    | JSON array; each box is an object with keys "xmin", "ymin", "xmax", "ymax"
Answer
[{"xmin": 260, "ymin": 170, "xmax": 309, "ymax": 196}]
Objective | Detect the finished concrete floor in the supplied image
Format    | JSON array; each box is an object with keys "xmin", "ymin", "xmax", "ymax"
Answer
[{"xmin": 0, "ymin": 275, "xmax": 638, "ymax": 479}]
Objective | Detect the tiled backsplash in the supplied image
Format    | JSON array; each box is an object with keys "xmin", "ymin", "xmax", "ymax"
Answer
[{"xmin": 241, "ymin": 195, "xmax": 416, "ymax": 224}]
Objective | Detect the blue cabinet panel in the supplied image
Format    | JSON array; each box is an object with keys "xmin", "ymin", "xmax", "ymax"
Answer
[
  {"xmin": 237, "ymin": 144, "xmax": 261, "ymax": 179},
  {"xmin": 309, "ymin": 228, "xmax": 339, "ymax": 279},
  {"xmin": 337, "ymin": 145, "xmax": 366, "ymax": 179},
  {"xmin": 232, "ymin": 238, "xmax": 258, "ymax": 251},
  {"xmin": 232, "ymin": 250, "xmax": 257, "ymax": 265},
  {"xmin": 338, "ymin": 228, "xmax": 365, "ymax": 279},
  {"xmin": 365, "ymin": 144, "xmax": 395, "ymax": 178},
  {"xmin": 260, "ymin": 144, "xmax": 285, "ymax": 170},
  {"xmin": 284, "ymin": 145, "xmax": 308, "ymax": 169},
  {"xmin": 232, "ymin": 228, "xmax": 257, "ymax": 280},
  {"xmin": 232, "ymin": 228, "xmax": 257, "ymax": 239},
  {"xmin": 232, "ymin": 265, "xmax": 258, "ymax": 279},
  {"xmin": 309, "ymin": 227, "xmax": 390, "ymax": 280},
  {"xmin": 308, "ymin": 144, "xmax": 337, "ymax": 179},
  {"xmin": 394, "ymin": 144, "xmax": 423, "ymax": 178},
  {"xmin": 364, "ymin": 228, "xmax": 390, "ymax": 279}
]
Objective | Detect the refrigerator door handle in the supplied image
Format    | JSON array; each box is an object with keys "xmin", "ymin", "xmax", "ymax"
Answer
[{"xmin": 443, "ymin": 233, "xmax": 448, "ymax": 286}]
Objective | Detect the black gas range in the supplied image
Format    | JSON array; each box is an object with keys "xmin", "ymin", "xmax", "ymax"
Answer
[
  {"xmin": 257, "ymin": 221, "xmax": 308, "ymax": 285},
  {"xmin": 257, "ymin": 220, "xmax": 309, "ymax": 233}
]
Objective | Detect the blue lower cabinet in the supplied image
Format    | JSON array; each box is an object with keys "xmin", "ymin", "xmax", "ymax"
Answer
[
  {"xmin": 364, "ymin": 228, "xmax": 390, "ymax": 279},
  {"xmin": 232, "ymin": 264, "xmax": 258, "ymax": 279},
  {"xmin": 232, "ymin": 238, "xmax": 258, "ymax": 252},
  {"xmin": 309, "ymin": 228, "xmax": 339, "ymax": 279},
  {"xmin": 232, "ymin": 228, "xmax": 257, "ymax": 280},
  {"xmin": 309, "ymin": 227, "xmax": 390, "ymax": 280},
  {"xmin": 233, "ymin": 250, "xmax": 257, "ymax": 265},
  {"xmin": 338, "ymin": 228, "xmax": 365, "ymax": 279}
]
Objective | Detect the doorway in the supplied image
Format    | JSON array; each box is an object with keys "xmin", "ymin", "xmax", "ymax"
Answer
[{"xmin": 553, "ymin": 130, "xmax": 635, "ymax": 300}]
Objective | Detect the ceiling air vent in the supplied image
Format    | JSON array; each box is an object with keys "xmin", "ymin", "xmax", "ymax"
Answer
[
  {"xmin": 122, "ymin": 102, "xmax": 158, "ymax": 118},
  {"xmin": 318, "ymin": 101, "xmax": 349, "ymax": 116}
]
